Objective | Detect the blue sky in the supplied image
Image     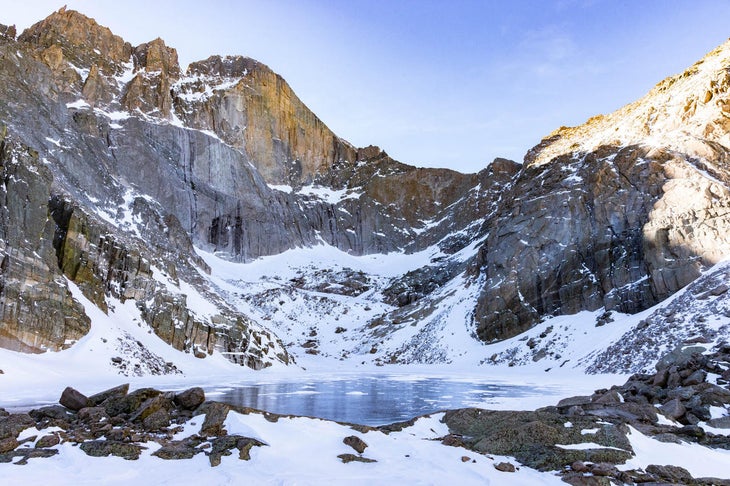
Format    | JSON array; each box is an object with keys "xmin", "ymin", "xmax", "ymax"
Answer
[{"xmin": 3, "ymin": 1, "xmax": 730, "ymax": 173}]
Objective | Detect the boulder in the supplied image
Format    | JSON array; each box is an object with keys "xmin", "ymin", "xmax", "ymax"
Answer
[
  {"xmin": 129, "ymin": 395, "xmax": 172, "ymax": 423},
  {"xmin": 708, "ymin": 416, "xmax": 730, "ymax": 429},
  {"xmin": 494, "ymin": 461, "xmax": 515, "ymax": 472},
  {"xmin": 89, "ymin": 383, "xmax": 129, "ymax": 405},
  {"xmin": 343, "ymin": 435, "xmax": 368, "ymax": 454},
  {"xmin": 142, "ymin": 408, "xmax": 171, "ymax": 431},
  {"xmin": 103, "ymin": 388, "xmax": 161, "ymax": 417},
  {"xmin": 0, "ymin": 448, "xmax": 58, "ymax": 464},
  {"xmin": 0, "ymin": 413, "xmax": 35, "ymax": 440},
  {"xmin": 35, "ymin": 434, "xmax": 60, "ymax": 448},
  {"xmin": 199, "ymin": 402, "xmax": 230, "ymax": 437},
  {"xmin": 59, "ymin": 386, "xmax": 93, "ymax": 411},
  {"xmin": 683, "ymin": 370, "xmax": 706, "ymax": 386},
  {"xmin": 237, "ymin": 437, "xmax": 265, "ymax": 461},
  {"xmin": 174, "ymin": 387, "xmax": 205, "ymax": 410},
  {"xmin": 659, "ymin": 398, "xmax": 686, "ymax": 420},
  {"xmin": 208, "ymin": 435, "xmax": 242, "ymax": 466},
  {"xmin": 78, "ymin": 406, "xmax": 110, "ymax": 423},
  {"xmin": 0, "ymin": 437, "xmax": 19, "ymax": 453},
  {"xmin": 337, "ymin": 453, "xmax": 376, "ymax": 464},
  {"xmin": 29, "ymin": 406, "xmax": 72, "ymax": 422},
  {"xmin": 442, "ymin": 408, "xmax": 632, "ymax": 471},
  {"xmin": 646, "ymin": 464, "xmax": 694, "ymax": 483},
  {"xmin": 152, "ymin": 439, "xmax": 202, "ymax": 460}
]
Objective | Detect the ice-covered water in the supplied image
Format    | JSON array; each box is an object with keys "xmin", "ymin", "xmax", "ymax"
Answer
[{"xmin": 205, "ymin": 375, "xmax": 562, "ymax": 425}]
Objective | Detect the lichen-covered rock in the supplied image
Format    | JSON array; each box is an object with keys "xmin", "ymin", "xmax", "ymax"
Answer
[
  {"xmin": 442, "ymin": 408, "xmax": 633, "ymax": 471},
  {"xmin": 199, "ymin": 402, "xmax": 230, "ymax": 438},
  {"xmin": 79, "ymin": 440, "xmax": 143, "ymax": 460},
  {"xmin": 89, "ymin": 383, "xmax": 129, "ymax": 405}
]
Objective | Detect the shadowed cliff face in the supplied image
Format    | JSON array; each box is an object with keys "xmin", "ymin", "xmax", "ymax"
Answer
[{"xmin": 0, "ymin": 131, "xmax": 90, "ymax": 353}]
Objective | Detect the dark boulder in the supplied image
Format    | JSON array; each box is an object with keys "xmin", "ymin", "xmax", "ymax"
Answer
[
  {"xmin": 103, "ymin": 387, "xmax": 161, "ymax": 417},
  {"xmin": 646, "ymin": 464, "xmax": 694, "ymax": 483},
  {"xmin": 343, "ymin": 435, "xmax": 368, "ymax": 454},
  {"xmin": 59, "ymin": 386, "xmax": 92, "ymax": 411},
  {"xmin": 89, "ymin": 383, "xmax": 129, "ymax": 405},
  {"xmin": 174, "ymin": 387, "xmax": 205, "ymax": 410},
  {"xmin": 0, "ymin": 413, "xmax": 35, "ymax": 440},
  {"xmin": 199, "ymin": 402, "xmax": 230, "ymax": 437}
]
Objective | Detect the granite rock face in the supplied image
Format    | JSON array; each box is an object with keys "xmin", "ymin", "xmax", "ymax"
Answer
[
  {"xmin": 0, "ymin": 9, "xmax": 486, "ymax": 362},
  {"xmin": 471, "ymin": 39, "xmax": 730, "ymax": 342},
  {"xmin": 0, "ymin": 132, "xmax": 90, "ymax": 353}
]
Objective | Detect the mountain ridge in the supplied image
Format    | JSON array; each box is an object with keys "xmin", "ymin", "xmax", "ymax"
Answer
[{"xmin": 1, "ymin": 8, "xmax": 730, "ymax": 373}]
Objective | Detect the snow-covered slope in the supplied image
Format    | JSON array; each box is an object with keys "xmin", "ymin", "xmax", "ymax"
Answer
[{"xmin": 196, "ymin": 242, "xmax": 730, "ymax": 374}]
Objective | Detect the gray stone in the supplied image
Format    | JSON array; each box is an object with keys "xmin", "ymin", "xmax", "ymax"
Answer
[
  {"xmin": 683, "ymin": 369, "xmax": 706, "ymax": 386},
  {"xmin": 659, "ymin": 398, "xmax": 686, "ymax": 420},
  {"xmin": 707, "ymin": 416, "xmax": 730, "ymax": 428},
  {"xmin": 89, "ymin": 384, "xmax": 129, "ymax": 405},
  {"xmin": 59, "ymin": 387, "xmax": 92, "ymax": 411},
  {"xmin": 174, "ymin": 387, "xmax": 205, "ymax": 410}
]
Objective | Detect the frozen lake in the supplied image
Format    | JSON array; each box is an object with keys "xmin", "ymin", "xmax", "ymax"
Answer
[{"xmin": 204, "ymin": 375, "xmax": 563, "ymax": 425}]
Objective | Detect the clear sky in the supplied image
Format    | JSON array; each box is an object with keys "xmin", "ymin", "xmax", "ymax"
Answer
[{"xmin": 2, "ymin": 1, "xmax": 730, "ymax": 173}]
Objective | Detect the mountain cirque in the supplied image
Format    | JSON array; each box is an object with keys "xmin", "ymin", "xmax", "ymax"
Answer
[{"xmin": 1, "ymin": 6, "xmax": 730, "ymax": 373}]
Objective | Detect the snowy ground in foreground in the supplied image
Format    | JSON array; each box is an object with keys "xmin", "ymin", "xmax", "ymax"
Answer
[{"xmin": 1, "ymin": 412, "xmax": 565, "ymax": 486}]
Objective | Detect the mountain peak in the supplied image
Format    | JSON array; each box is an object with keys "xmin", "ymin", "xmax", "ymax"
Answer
[
  {"xmin": 526, "ymin": 37, "xmax": 730, "ymax": 167},
  {"xmin": 18, "ymin": 8, "xmax": 132, "ymax": 75},
  {"xmin": 132, "ymin": 37, "xmax": 180, "ymax": 77}
]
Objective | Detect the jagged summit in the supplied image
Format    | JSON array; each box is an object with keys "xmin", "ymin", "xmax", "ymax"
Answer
[
  {"xmin": 528, "ymin": 37, "xmax": 730, "ymax": 168},
  {"xmin": 18, "ymin": 7, "xmax": 133, "ymax": 76}
]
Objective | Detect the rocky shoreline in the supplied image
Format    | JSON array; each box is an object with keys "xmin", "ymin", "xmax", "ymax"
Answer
[{"xmin": 1, "ymin": 346, "xmax": 729, "ymax": 484}]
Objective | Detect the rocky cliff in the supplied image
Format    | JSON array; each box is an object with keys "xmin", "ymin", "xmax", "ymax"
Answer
[
  {"xmin": 0, "ymin": 8, "xmax": 493, "ymax": 366},
  {"xmin": 472, "ymin": 38, "xmax": 730, "ymax": 342}
]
